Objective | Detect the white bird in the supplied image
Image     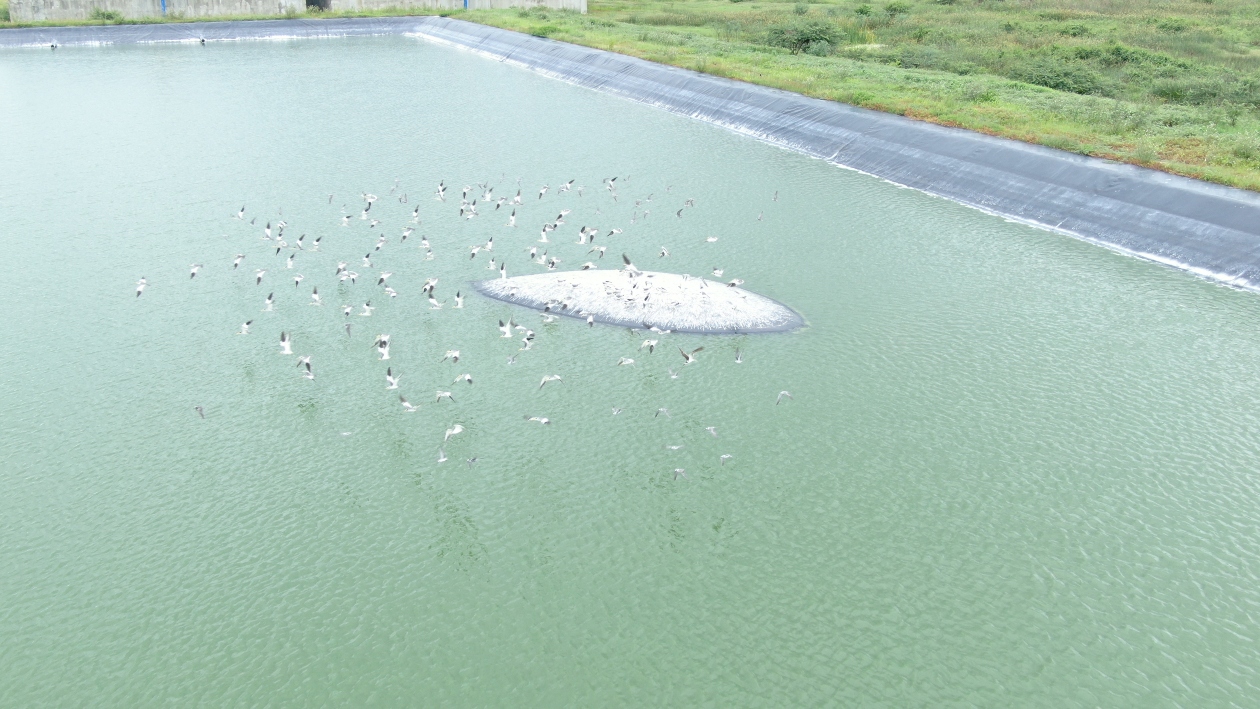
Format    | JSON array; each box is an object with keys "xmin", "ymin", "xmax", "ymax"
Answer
[
  {"xmin": 466, "ymin": 457, "xmax": 478, "ymax": 469},
  {"xmin": 360, "ymin": 302, "xmax": 375, "ymax": 316},
  {"xmin": 454, "ymin": 291, "xmax": 464, "ymax": 308},
  {"xmin": 310, "ymin": 286, "xmax": 321, "ymax": 306},
  {"xmin": 286, "ymin": 253, "xmax": 295, "ymax": 269},
  {"xmin": 437, "ymin": 447, "xmax": 448, "ymax": 463},
  {"xmin": 706, "ymin": 236, "xmax": 719, "ymax": 243},
  {"xmin": 189, "ymin": 263, "xmax": 203, "ymax": 279},
  {"xmin": 735, "ymin": 348, "xmax": 743, "ymax": 364},
  {"xmin": 712, "ymin": 268, "xmax": 724, "ymax": 278},
  {"xmin": 435, "ymin": 391, "xmax": 455, "ymax": 403},
  {"xmin": 237, "ymin": 320, "xmax": 253, "ymax": 335},
  {"xmin": 374, "ymin": 334, "xmax": 391, "ymax": 360},
  {"xmin": 442, "ymin": 350, "xmax": 460, "ymax": 363},
  {"xmin": 293, "ymin": 274, "xmax": 304, "ymax": 287},
  {"xmin": 679, "ymin": 346, "xmax": 704, "ymax": 365},
  {"xmin": 588, "ymin": 246, "xmax": 607, "ymax": 258},
  {"xmin": 581, "ymin": 262, "xmax": 598, "ymax": 270},
  {"xmin": 384, "ymin": 287, "xmax": 398, "ymax": 299},
  {"xmin": 720, "ymin": 454, "xmax": 733, "ymax": 465},
  {"xmin": 279, "ymin": 331, "xmax": 292, "ymax": 355},
  {"xmin": 665, "ymin": 444, "xmax": 684, "ymax": 451},
  {"xmin": 435, "ymin": 182, "xmax": 446, "ymax": 201},
  {"xmin": 499, "ymin": 320, "xmax": 514, "ymax": 338},
  {"xmin": 526, "ymin": 416, "xmax": 551, "ymax": 425},
  {"xmin": 673, "ymin": 468, "xmax": 688, "ymax": 480},
  {"xmin": 385, "ymin": 367, "xmax": 400, "ymax": 389},
  {"xmin": 668, "ymin": 369, "xmax": 679, "ymax": 380},
  {"xmin": 264, "ymin": 222, "xmax": 272, "ymax": 239},
  {"xmin": 255, "ymin": 269, "xmax": 266, "ymax": 285},
  {"xmin": 400, "ymin": 395, "xmax": 418, "ymax": 413},
  {"xmin": 428, "ymin": 295, "xmax": 444, "ymax": 310},
  {"xmin": 612, "ymin": 407, "xmax": 623, "ymax": 415},
  {"xmin": 539, "ymin": 374, "xmax": 563, "ymax": 389},
  {"xmin": 377, "ymin": 271, "xmax": 392, "ymax": 286},
  {"xmin": 506, "ymin": 210, "xmax": 517, "ymax": 228},
  {"xmin": 422, "ymin": 277, "xmax": 439, "ymax": 293},
  {"xmin": 659, "ymin": 247, "xmax": 670, "ymax": 258},
  {"xmin": 342, "ymin": 304, "xmax": 352, "ymax": 317},
  {"xmin": 453, "ymin": 373, "xmax": 473, "ymax": 385},
  {"xmin": 640, "ymin": 339, "xmax": 658, "ymax": 354},
  {"xmin": 263, "ymin": 292, "xmax": 275, "ymax": 311},
  {"xmin": 301, "ymin": 362, "xmax": 314, "ymax": 380},
  {"xmin": 727, "ymin": 279, "xmax": 745, "ymax": 287},
  {"xmin": 655, "ymin": 408, "xmax": 671, "ymax": 418},
  {"xmin": 444, "ymin": 424, "xmax": 464, "ymax": 442},
  {"xmin": 135, "ymin": 277, "xmax": 147, "ymax": 297},
  {"xmin": 705, "ymin": 426, "xmax": 718, "ymax": 437},
  {"xmin": 538, "ymin": 185, "xmax": 549, "ymax": 199},
  {"xmin": 236, "ymin": 206, "xmax": 245, "ymax": 220},
  {"xmin": 341, "ymin": 215, "xmax": 351, "ymax": 227},
  {"xmin": 776, "ymin": 391, "xmax": 793, "ymax": 405},
  {"xmin": 617, "ymin": 357, "xmax": 635, "ymax": 366}
]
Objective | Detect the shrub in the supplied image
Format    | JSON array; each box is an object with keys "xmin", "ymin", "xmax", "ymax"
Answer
[
  {"xmin": 1013, "ymin": 59, "xmax": 1107, "ymax": 95},
  {"xmin": 854, "ymin": 4, "xmax": 872, "ymax": 17},
  {"xmin": 794, "ymin": 2, "xmax": 809, "ymax": 15},
  {"xmin": 89, "ymin": 7, "xmax": 122, "ymax": 20},
  {"xmin": 531, "ymin": 24, "xmax": 559, "ymax": 37},
  {"xmin": 805, "ymin": 39, "xmax": 833, "ymax": 56},
  {"xmin": 767, "ymin": 19, "xmax": 838, "ymax": 54},
  {"xmin": 884, "ymin": 1, "xmax": 910, "ymax": 19},
  {"xmin": 1060, "ymin": 23, "xmax": 1089, "ymax": 37},
  {"xmin": 1157, "ymin": 18, "xmax": 1189, "ymax": 33}
]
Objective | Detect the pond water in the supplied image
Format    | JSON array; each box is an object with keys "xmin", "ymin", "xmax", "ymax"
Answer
[{"xmin": 2, "ymin": 35, "xmax": 1259, "ymax": 706}]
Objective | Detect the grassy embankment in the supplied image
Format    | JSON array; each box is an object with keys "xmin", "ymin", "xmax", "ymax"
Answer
[{"xmin": 4, "ymin": 0, "xmax": 1260, "ymax": 191}]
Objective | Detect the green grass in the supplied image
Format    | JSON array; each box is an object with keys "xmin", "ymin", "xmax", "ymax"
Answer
[
  {"xmin": 6, "ymin": 0, "xmax": 1260, "ymax": 190},
  {"xmin": 467, "ymin": 1, "xmax": 1260, "ymax": 191}
]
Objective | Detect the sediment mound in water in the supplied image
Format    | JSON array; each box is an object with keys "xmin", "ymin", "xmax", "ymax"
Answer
[{"xmin": 472, "ymin": 270, "xmax": 803, "ymax": 334}]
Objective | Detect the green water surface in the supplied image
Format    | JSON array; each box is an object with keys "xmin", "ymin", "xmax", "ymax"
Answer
[{"xmin": 1, "ymin": 36, "xmax": 1259, "ymax": 707}]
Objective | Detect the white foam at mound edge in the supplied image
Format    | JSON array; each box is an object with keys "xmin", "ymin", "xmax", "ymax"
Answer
[{"xmin": 473, "ymin": 270, "xmax": 803, "ymax": 334}]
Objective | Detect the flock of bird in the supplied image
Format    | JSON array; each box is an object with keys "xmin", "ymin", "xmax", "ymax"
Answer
[{"xmin": 138, "ymin": 175, "xmax": 791, "ymax": 477}]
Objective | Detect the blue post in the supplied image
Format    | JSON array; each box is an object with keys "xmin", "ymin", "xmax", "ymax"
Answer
[
  {"xmin": 161, "ymin": 0, "xmax": 166, "ymax": 13},
  {"xmin": 463, "ymin": 0, "xmax": 468, "ymax": 8}
]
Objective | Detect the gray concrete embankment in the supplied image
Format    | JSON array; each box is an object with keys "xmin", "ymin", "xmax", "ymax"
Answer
[{"xmin": 3, "ymin": 16, "xmax": 1258, "ymax": 290}]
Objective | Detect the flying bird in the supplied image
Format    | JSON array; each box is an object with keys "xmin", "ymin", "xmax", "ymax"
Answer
[
  {"xmin": 444, "ymin": 424, "xmax": 464, "ymax": 442},
  {"xmin": 400, "ymin": 395, "xmax": 418, "ymax": 413},
  {"xmin": 279, "ymin": 331, "xmax": 292, "ymax": 355},
  {"xmin": 678, "ymin": 346, "xmax": 704, "ymax": 365},
  {"xmin": 237, "ymin": 320, "xmax": 252, "ymax": 335},
  {"xmin": 539, "ymin": 374, "xmax": 563, "ymax": 389},
  {"xmin": 385, "ymin": 368, "xmax": 401, "ymax": 389},
  {"xmin": 135, "ymin": 277, "xmax": 147, "ymax": 297},
  {"xmin": 776, "ymin": 391, "xmax": 793, "ymax": 405}
]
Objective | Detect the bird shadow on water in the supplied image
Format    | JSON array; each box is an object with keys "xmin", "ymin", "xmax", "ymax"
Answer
[{"xmin": 429, "ymin": 489, "xmax": 488, "ymax": 570}]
